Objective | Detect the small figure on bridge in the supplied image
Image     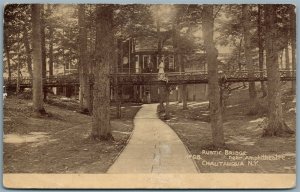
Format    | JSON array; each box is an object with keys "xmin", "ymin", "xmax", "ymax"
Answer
[
  {"xmin": 218, "ymin": 70, "xmax": 227, "ymax": 81},
  {"xmin": 158, "ymin": 59, "xmax": 168, "ymax": 82}
]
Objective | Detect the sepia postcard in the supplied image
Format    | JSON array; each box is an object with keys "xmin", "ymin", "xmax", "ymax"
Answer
[{"xmin": 2, "ymin": 3, "xmax": 296, "ymax": 189}]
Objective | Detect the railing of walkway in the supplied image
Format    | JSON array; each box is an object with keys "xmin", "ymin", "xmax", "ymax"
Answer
[{"xmin": 3, "ymin": 70, "xmax": 296, "ymax": 87}]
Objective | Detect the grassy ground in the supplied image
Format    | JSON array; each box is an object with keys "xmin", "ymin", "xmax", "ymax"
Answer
[
  {"xmin": 164, "ymin": 83, "xmax": 296, "ymax": 173},
  {"xmin": 3, "ymin": 95, "xmax": 141, "ymax": 173}
]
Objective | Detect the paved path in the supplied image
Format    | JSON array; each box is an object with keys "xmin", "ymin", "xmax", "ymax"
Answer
[{"xmin": 108, "ymin": 104, "xmax": 198, "ymax": 173}]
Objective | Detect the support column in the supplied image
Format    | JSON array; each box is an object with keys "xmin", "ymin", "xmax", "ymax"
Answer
[
  {"xmin": 133, "ymin": 85, "xmax": 137, "ymax": 102},
  {"xmin": 182, "ymin": 84, "xmax": 188, "ymax": 109},
  {"xmin": 165, "ymin": 85, "xmax": 170, "ymax": 119},
  {"xmin": 63, "ymin": 86, "xmax": 67, "ymax": 97}
]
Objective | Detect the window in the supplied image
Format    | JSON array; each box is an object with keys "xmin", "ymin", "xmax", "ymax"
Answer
[
  {"xmin": 169, "ymin": 55, "xmax": 174, "ymax": 70},
  {"xmin": 143, "ymin": 55, "xmax": 150, "ymax": 69}
]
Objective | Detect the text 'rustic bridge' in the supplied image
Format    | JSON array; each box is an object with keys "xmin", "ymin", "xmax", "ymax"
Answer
[{"xmin": 4, "ymin": 70, "xmax": 296, "ymax": 89}]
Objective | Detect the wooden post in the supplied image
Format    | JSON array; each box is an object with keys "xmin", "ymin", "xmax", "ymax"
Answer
[
  {"xmin": 165, "ymin": 85, "xmax": 170, "ymax": 119},
  {"xmin": 139, "ymin": 85, "xmax": 143, "ymax": 102},
  {"xmin": 133, "ymin": 85, "xmax": 137, "ymax": 102},
  {"xmin": 63, "ymin": 86, "xmax": 67, "ymax": 97}
]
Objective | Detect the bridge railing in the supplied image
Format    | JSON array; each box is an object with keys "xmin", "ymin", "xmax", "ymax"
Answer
[{"xmin": 3, "ymin": 69, "xmax": 296, "ymax": 87}]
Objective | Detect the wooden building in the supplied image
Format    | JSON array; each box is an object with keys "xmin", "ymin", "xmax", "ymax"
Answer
[{"xmin": 117, "ymin": 37, "xmax": 208, "ymax": 103}]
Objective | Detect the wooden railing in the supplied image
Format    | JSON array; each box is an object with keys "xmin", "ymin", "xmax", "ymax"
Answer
[{"xmin": 3, "ymin": 70, "xmax": 296, "ymax": 88}]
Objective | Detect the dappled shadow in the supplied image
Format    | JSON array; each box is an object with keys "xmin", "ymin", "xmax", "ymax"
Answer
[
  {"xmin": 4, "ymin": 132, "xmax": 57, "ymax": 147},
  {"xmin": 163, "ymin": 87, "xmax": 296, "ymax": 173}
]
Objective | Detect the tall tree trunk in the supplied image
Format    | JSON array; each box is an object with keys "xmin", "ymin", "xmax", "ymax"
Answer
[
  {"xmin": 242, "ymin": 5, "xmax": 259, "ymax": 115},
  {"xmin": 47, "ymin": 5, "xmax": 54, "ymax": 77},
  {"xmin": 284, "ymin": 42, "xmax": 291, "ymax": 82},
  {"xmin": 182, "ymin": 57, "xmax": 188, "ymax": 109},
  {"xmin": 258, "ymin": 5, "xmax": 267, "ymax": 97},
  {"xmin": 156, "ymin": 18, "xmax": 165, "ymax": 111},
  {"xmin": 165, "ymin": 85, "xmax": 170, "ymax": 119},
  {"xmin": 5, "ymin": 48, "xmax": 12, "ymax": 83},
  {"xmin": 23, "ymin": 27, "xmax": 33, "ymax": 79},
  {"xmin": 31, "ymin": 4, "xmax": 46, "ymax": 114},
  {"xmin": 16, "ymin": 62, "xmax": 20, "ymax": 94},
  {"xmin": 78, "ymin": 5, "xmax": 91, "ymax": 114},
  {"xmin": 16, "ymin": 36, "xmax": 21, "ymax": 94},
  {"xmin": 157, "ymin": 18, "xmax": 162, "ymax": 61},
  {"xmin": 115, "ymin": 40, "xmax": 122, "ymax": 118},
  {"xmin": 238, "ymin": 37, "xmax": 246, "ymax": 88},
  {"xmin": 172, "ymin": 17, "xmax": 182, "ymax": 104},
  {"xmin": 279, "ymin": 49, "xmax": 284, "ymax": 69},
  {"xmin": 202, "ymin": 5, "xmax": 225, "ymax": 148},
  {"xmin": 91, "ymin": 5, "xmax": 114, "ymax": 140},
  {"xmin": 176, "ymin": 53, "xmax": 187, "ymax": 108},
  {"xmin": 158, "ymin": 86, "xmax": 165, "ymax": 112},
  {"xmin": 177, "ymin": 55, "xmax": 182, "ymax": 103},
  {"xmin": 40, "ymin": 5, "xmax": 47, "ymax": 101},
  {"xmin": 263, "ymin": 5, "xmax": 294, "ymax": 137},
  {"xmin": 289, "ymin": 5, "xmax": 296, "ymax": 94},
  {"xmin": 285, "ymin": 43, "xmax": 290, "ymax": 71},
  {"xmin": 182, "ymin": 84, "xmax": 188, "ymax": 109},
  {"xmin": 78, "ymin": 6, "xmax": 84, "ymax": 109}
]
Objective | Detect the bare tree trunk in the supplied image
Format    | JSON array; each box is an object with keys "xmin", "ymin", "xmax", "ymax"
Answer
[
  {"xmin": 115, "ymin": 84, "xmax": 122, "ymax": 118},
  {"xmin": 115, "ymin": 40, "xmax": 122, "ymax": 118},
  {"xmin": 91, "ymin": 5, "xmax": 114, "ymax": 140},
  {"xmin": 180, "ymin": 56, "xmax": 188, "ymax": 109},
  {"xmin": 78, "ymin": 5, "xmax": 91, "ymax": 114},
  {"xmin": 156, "ymin": 18, "xmax": 165, "ymax": 111},
  {"xmin": 78, "ymin": 5, "xmax": 84, "ymax": 110},
  {"xmin": 242, "ymin": 5, "xmax": 259, "ymax": 115},
  {"xmin": 237, "ymin": 38, "xmax": 246, "ymax": 88},
  {"xmin": 258, "ymin": 5, "xmax": 267, "ymax": 97},
  {"xmin": 182, "ymin": 84, "xmax": 188, "ymax": 109},
  {"xmin": 5, "ymin": 48, "xmax": 12, "ymax": 83},
  {"xmin": 133, "ymin": 86, "xmax": 137, "ymax": 101},
  {"xmin": 165, "ymin": 85, "xmax": 170, "ymax": 119},
  {"xmin": 285, "ymin": 43, "xmax": 290, "ymax": 71},
  {"xmin": 177, "ymin": 54, "xmax": 182, "ymax": 103},
  {"xmin": 47, "ymin": 5, "xmax": 54, "ymax": 77},
  {"xmin": 40, "ymin": 5, "xmax": 47, "ymax": 101},
  {"xmin": 23, "ymin": 27, "xmax": 33, "ymax": 79},
  {"xmin": 31, "ymin": 4, "xmax": 46, "ymax": 115},
  {"xmin": 202, "ymin": 5, "xmax": 225, "ymax": 148},
  {"xmin": 289, "ymin": 5, "xmax": 296, "ymax": 94},
  {"xmin": 158, "ymin": 85, "xmax": 165, "ymax": 112},
  {"xmin": 16, "ymin": 37, "xmax": 21, "ymax": 94},
  {"xmin": 172, "ymin": 15, "xmax": 182, "ymax": 104},
  {"xmin": 263, "ymin": 5, "xmax": 294, "ymax": 137},
  {"xmin": 279, "ymin": 49, "xmax": 284, "ymax": 69}
]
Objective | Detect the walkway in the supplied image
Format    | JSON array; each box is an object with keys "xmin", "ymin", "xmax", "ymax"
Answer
[{"xmin": 107, "ymin": 103, "xmax": 198, "ymax": 173}]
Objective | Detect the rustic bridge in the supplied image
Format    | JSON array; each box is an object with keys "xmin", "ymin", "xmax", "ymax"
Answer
[{"xmin": 3, "ymin": 70, "xmax": 296, "ymax": 89}]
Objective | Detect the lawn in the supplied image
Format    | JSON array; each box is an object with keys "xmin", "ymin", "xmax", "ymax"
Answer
[
  {"xmin": 3, "ymin": 95, "xmax": 141, "ymax": 173},
  {"xmin": 163, "ymin": 85, "xmax": 296, "ymax": 173}
]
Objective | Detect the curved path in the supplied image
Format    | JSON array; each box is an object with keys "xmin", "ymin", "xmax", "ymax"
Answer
[{"xmin": 108, "ymin": 103, "xmax": 198, "ymax": 173}]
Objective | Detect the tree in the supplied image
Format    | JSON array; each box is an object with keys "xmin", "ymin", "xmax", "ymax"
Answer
[
  {"xmin": 257, "ymin": 5, "xmax": 267, "ymax": 97},
  {"xmin": 40, "ymin": 5, "xmax": 47, "ymax": 101},
  {"xmin": 78, "ymin": 5, "xmax": 92, "ymax": 114},
  {"xmin": 16, "ymin": 34, "xmax": 21, "ymax": 94},
  {"xmin": 202, "ymin": 5, "xmax": 225, "ymax": 148},
  {"xmin": 46, "ymin": 4, "xmax": 54, "ymax": 76},
  {"xmin": 4, "ymin": 5, "xmax": 32, "ymax": 83},
  {"xmin": 262, "ymin": 5, "xmax": 294, "ymax": 137},
  {"xmin": 242, "ymin": 5, "xmax": 259, "ymax": 115},
  {"xmin": 23, "ymin": 23, "xmax": 33, "ymax": 78},
  {"xmin": 91, "ymin": 5, "xmax": 114, "ymax": 140},
  {"xmin": 31, "ymin": 4, "xmax": 46, "ymax": 115},
  {"xmin": 289, "ymin": 5, "xmax": 296, "ymax": 94}
]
